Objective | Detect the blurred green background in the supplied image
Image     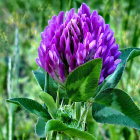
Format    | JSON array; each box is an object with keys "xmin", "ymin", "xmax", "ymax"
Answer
[{"xmin": 0, "ymin": 0, "xmax": 140, "ymax": 139}]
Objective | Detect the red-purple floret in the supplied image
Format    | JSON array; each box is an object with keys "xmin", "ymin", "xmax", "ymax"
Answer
[{"xmin": 36, "ymin": 3, "xmax": 121, "ymax": 84}]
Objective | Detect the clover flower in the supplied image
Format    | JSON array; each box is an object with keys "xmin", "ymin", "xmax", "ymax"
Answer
[{"xmin": 36, "ymin": 3, "xmax": 121, "ymax": 84}]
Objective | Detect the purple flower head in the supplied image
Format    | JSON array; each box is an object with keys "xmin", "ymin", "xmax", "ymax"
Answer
[{"xmin": 36, "ymin": 3, "xmax": 121, "ymax": 84}]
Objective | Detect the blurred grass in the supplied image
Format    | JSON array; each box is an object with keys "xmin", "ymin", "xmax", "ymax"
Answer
[{"xmin": 0, "ymin": 0, "xmax": 140, "ymax": 139}]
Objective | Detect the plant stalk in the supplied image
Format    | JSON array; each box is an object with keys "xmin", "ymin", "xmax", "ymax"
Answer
[
  {"xmin": 7, "ymin": 57, "xmax": 13, "ymax": 140},
  {"xmin": 78, "ymin": 102, "xmax": 92, "ymax": 128},
  {"xmin": 75, "ymin": 102, "xmax": 81, "ymax": 120},
  {"xmin": 56, "ymin": 87, "xmax": 60, "ymax": 109}
]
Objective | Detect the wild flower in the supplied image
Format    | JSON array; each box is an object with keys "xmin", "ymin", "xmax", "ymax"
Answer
[{"xmin": 36, "ymin": 3, "xmax": 121, "ymax": 84}]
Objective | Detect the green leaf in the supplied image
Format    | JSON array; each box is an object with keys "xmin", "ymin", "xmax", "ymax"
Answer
[
  {"xmin": 65, "ymin": 58, "xmax": 102, "ymax": 102},
  {"xmin": 7, "ymin": 98, "xmax": 50, "ymax": 120},
  {"xmin": 96, "ymin": 48, "xmax": 140, "ymax": 93},
  {"xmin": 33, "ymin": 69, "xmax": 66, "ymax": 99},
  {"xmin": 46, "ymin": 119, "xmax": 96, "ymax": 140},
  {"xmin": 40, "ymin": 92, "xmax": 57, "ymax": 119},
  {"xmin": 33, "ymin": 69, "xmax": 45, "ymax": 91},
  {"xmin": 35, "ymin": 118, "xmax": 46, "ymax": 138},
  {"xmin": 92, "ymin": 88, "xmax": 140, "ymax": 130},
  {"xmin": 127, "ymin": 48, "xmax": 140, "ymax": 60},
  {"xmin": 86, "ymin": 107, "xmax": 96, "ymax": 135}
]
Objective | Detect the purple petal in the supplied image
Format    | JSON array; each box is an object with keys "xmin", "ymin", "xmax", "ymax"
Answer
[
  {"xmin": 36, "ymin": 58, "xmax": 42, "ymax": 67},
  {"xmin": 89, "ymin": 40, "xmax": 96, "ymax": 51},
  {"xmin": 115, "ymin": 59, "xmax": 121, "ymax": 65},
  {"xmin": 76, "ymin": 43, "xmax": 86, "ymax": 65},
  {"xmin": 78, "ymin": 3, "xmax": 91, "ymax": 17},
  {"xmin": 57, "ymin": 11, "xmax": 64, "ymax": 25},
  {"xmin": 114, "ymin": 51, "xmax": 121, "ymax": 59},
  {"xmin": 69, "ymin": 54, "xmax": 77, "ymax": 73},
  {"xmin": 65, "ymin": 8, "xmax": 75, "ymax": 25},
  {"xmin": 107, "ymin": 65, "xmax": 116, "ymax": 75},
  {"xmin": 59, "ymin": 63, "xmax": 65, "ymax": 82},
  {"xmin": 99, "ymin": 76, "xmax": 104, "ymax": 85},
  {"xmin": 65, "ymin": 35, "xmax": 72, "ymax": 64}
]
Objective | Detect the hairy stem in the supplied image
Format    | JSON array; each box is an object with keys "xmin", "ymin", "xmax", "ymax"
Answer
[{"xmin": 78, "ymin": 102, "xmax": 92, "ymax": 128}]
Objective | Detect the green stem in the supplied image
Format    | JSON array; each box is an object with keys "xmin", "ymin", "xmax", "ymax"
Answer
[
  {"xmin": 69, "ymin": 0, "xmax": 72, "ymax": 9},
  {"xmin": 133, "ymin": 128, "xmax": 139, "ymax": 140},
  {"xmin": 57, "ymin": 133, "xmax": 71, "ymax": 140},
  {"xmin": 44, "ymin": 73, "xmax": 52, "ymax": 139},
  {"xmin": 56, "ymin": 87, "xmax": 60, "ymax": 109},
  {"xmin": 68, "ymin": 99, "xmax": 72, "ymax": 105},
  {"xmin": 46, "ymin": 132, "xmax": 52, "ymax": 140},
  {"xmin": 13, "ymin": 25, "xmax": 20, "ymax": 96},
  {"xmin": 86, "ymin": 107, "xmax": 95, "ymax": 134},
  {"xmin": 0, "ymin": 124, "xmax": 4, "ymax": 139},
  {"xmin": 75, "ymin": 102, "xmax": 81, "ymax": 120},
  {"xmin": 57, "ymin": 133, "xmax": 63, "ymax": 140},
  {"xmin": 7, "ymin": 57, "xmax": 13, "ymax": 140},
  {"xmin": 120, "ymin": 79, "xmax": 125, "ymax": 90},
  {"xmin": 78, "ymin": 102, "xmax": 92, "ymax": 128},
  {"xmin": 44, "ymin": 73, "xmax": 49, "ymax": 93},
  {"xmin": 127, "ymin": 59, "xmax": 133, "ymax": 85}
]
